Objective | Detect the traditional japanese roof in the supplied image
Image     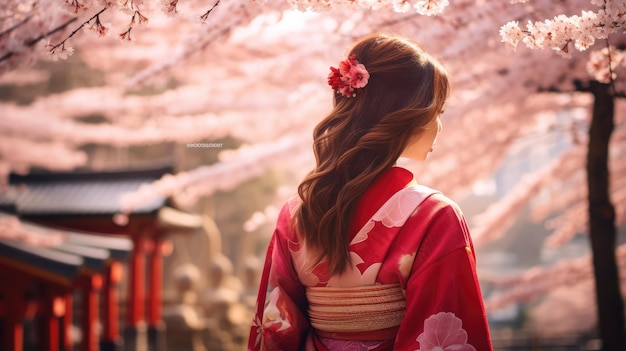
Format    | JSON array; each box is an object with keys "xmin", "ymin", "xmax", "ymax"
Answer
[
  {"xmin": 0, "ymin": 212, "xmax": 133, "ymax": 284},
  {"xmin": 0, "ymin": 239, "xmax": 83, "ymax": 282},
  {"xmin": 1, "ymin": 165, "xmax": 172, "ymax": 216}
]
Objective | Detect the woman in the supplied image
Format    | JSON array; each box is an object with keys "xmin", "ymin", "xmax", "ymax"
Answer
[{"xmin": 248, "ymin": 33, "xmax": 493, "ymax": 351}]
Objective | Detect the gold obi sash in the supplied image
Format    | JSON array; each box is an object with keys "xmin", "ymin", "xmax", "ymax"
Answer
[{"xmin": 306, "ymin": 283, "xmax": 406, "ymax": 333}]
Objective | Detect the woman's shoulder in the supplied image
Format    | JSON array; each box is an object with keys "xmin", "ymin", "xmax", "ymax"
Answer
[
  {"xmin": 410, "ymin": 184, "xmax": 463, "ymax": 214},
  {"xmin": 283, "ymin": 194, "xmax": 301, "ymax": 218},
  {"xmin": 272, "ymin": 195, "xmax": 301, "ymax": 235},
  {"xmin": 407, "ymin": 187, "xmax": 474, "ymax": 258}
]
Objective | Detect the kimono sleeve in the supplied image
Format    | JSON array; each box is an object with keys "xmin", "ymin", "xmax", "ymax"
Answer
[
  {"xmin": 394, "ymin": 195, "xmax": 493, "ymax": 351},
  {"xmin": 248, "ymin": 202, "xmax": 312, "ymax": 351}
]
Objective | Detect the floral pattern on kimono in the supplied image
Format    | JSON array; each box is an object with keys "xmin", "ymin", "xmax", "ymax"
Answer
[
  {"xmin": 248, "ymin": 167, "xmax": 493, "ymax": 351},
  {"xmin": 416, "ymin": 312, "xmax": 476, "ymax": 351}
]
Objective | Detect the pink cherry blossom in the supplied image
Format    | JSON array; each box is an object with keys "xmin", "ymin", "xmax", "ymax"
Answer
[{"xmin": 414, "ymin": 0, "xmax": 449, "ymax": 16}]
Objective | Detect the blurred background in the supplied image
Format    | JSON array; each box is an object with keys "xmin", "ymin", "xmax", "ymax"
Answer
[{"xmin": 1, "ymin": 1, "xmax": 625, "ymax": 350}]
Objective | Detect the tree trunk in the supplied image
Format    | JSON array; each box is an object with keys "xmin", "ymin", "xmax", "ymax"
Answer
[{"xmin": 587, "ymin": 80, "xmax": 625, "ymax": 350}]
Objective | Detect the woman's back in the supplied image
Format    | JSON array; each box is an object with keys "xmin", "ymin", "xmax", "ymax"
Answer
[
  {"xmin": 248, "ymin": 33, "xmax": 493, "ymax": 351},
  {"xmin": 249, "ymin": 167, "xmax": 492, "ymax": 350}
]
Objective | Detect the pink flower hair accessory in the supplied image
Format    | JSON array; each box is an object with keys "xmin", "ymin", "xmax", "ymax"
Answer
[{"xmin": 327, "ymin": 54, "xmax": 370, "ymax": 98}]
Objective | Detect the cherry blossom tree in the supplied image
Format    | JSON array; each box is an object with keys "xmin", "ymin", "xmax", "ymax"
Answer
[
  {"xmin": 499, "ymin": 0, "xmax": 626, "ymax": 348},
  {"xmin": 1, "ymin": 0, "xmax": 626, "ymax": 348}
]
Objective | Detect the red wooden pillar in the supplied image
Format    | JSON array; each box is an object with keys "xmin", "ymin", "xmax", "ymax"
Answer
[
  {"xmin": 127, "ymin": 236, "xmax": 145, "ymax": 328},
  {"xmin": 124, "ymin": 235, "xmax": 146, "ymax": 351},
  {"xmin": 80, "ymin": 274, "xmax": 102, "ymax": 351},
  {"xmin": 3, "ymin": 285, "xmax": 25, "ymax": 351},
  {"xmin": 147, "ymin": 237, "xmax": 163, "ymax": 327},
  {"xmin": 63, "ymin": 293, "xmax": 73, "ymax": 351},
  {"xmin": 147, "ymin": 236, "xmax": 167, "ymax": 351},
  {"xmin": 39, "ymin": 288, "xmax": 65, "ymax": 351},
  {"xmin": 100, "ymin": 261, "xmax": 123, "ymax": 351}
]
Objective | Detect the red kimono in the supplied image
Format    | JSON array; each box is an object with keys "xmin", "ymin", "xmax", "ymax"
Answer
[{"xmin": 248, "ymin": 167, "xmax": 493, "ymax": 351}]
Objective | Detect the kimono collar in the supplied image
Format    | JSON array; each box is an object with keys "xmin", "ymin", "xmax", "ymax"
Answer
[{"xmin": 350, "ymin": 167, "xmax": 415, "ymax": 238}]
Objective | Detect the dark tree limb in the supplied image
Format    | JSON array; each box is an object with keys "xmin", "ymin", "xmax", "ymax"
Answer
[{"xmin": 0, "ymin": 17, "xmax": 78, "ymax": 63}]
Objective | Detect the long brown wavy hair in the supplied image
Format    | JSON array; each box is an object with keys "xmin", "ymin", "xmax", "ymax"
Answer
[{"xmin": 294, "ymin": 33, "xmax": 450, "ymax": 276}]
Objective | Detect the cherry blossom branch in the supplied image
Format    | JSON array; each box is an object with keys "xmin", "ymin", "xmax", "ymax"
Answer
[
  {"xmin": 117, "ymin": 3, "xmax": 150, "ymax": 44},
  {"xmin": 0, "ymin": 15, "xmax": 32, "ymax": 38},
  {"xmin": 119, "ymin": 27, "xmax": 133, "ymax": 42},
  {"xmin": 484, "ymin": 243, "xmax": 626, "ymax": 311},
  {"xmin": 48, "ymin": 7, "xmax": 108, "ymax": 55},
  {"xmin": 130, "ymin": 10, "xmax": 149, "ymax": 25},
  {"xmin": 67, "ymin": 0, "xmax": 85, "ymax": 14},
  {"xmin": 289, "ymin": 0, "xmax": 449, "ymax": 15},
  {"xmin": 0, "ymin": 214, "xmax": 67, "ymax": 247},
  {"xmin": 0, "ymin": 17, "xmax": 78, "ymax": 63},
  {"xmin": 500, "ymin": 2, "xmax": 626, "ymax": 83},
  {"xmin": 377, "ymin": 13, "xmax": 422, "ymax": 28},
  {"xmin": 163, "ymin": 0, "xmax": 179, "ymax": 16},
  {"xmin": 200, "ymin": 0, "xmax": 221, "ymax": 23},
  {"xmin": 120, "ymin": 0, "xmax": 140, "ymax": 12},
  {"xmin": 117, "ymin": 134, "xmax": 310, "ymax": 214},
  {"xmin": 125, "ymin": 1, "xmax": 244, "ymax": 87}
]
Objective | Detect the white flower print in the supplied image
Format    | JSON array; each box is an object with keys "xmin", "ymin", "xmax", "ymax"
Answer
[
  {"xmin": 326, "ymin": 186, "xmax": 436, "ymax": 287},
  {"xmin": 327, "ymin": 251, "xmax": 381, "ymax": 287},
  {"xmin": 351, "ymin": 220, "xmax": 375, "ymax": 245},
  {"xmin": 262, "ymin": 287, "xmax": 291, "ymax": 332},
  {"xmin": 373, "ymin": 186, "xmax": 432, "ymax": 228},
  {"xmin": 351, "ymin": 186, "xmax": 434, "ymax": 244},
  {"xmin": 251, "ymin": 314, "xmax": 263, "ymax": 349},
  {"xmin": 416, "ymin": 312, "xmax": 476, "ymax": 351},
  {"xmin": 289, "ymin": 239, "xmax": 321, "ymax": 286}
]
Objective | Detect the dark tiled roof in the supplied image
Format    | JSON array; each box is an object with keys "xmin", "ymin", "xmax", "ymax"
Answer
[
  {"xmin": 2, "ymin": 165, "xmax": 172, "ymax": 215},
  {"xmin": 0, "ymin": 197, "xmax": 16, "ymax": 213},
  {"xmin": 0, "ymin": 239, "xmax": 82, "ymax": 280},
  {"xmin": 7, "ymin": 180, "xmax": 164, "ymax": 215}
]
